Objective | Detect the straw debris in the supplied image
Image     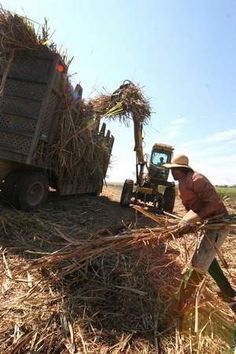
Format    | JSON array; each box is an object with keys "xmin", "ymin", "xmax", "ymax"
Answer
[{"xmin": 0, "ymin": 195, "xmax": 235, "ymax": 353}]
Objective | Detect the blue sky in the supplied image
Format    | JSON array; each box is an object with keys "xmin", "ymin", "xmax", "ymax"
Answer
[{"xmin": 2, "ymin": 0, "xmax": 236, "ymax": 185}]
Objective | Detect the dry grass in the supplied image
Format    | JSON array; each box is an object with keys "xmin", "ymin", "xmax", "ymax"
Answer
[{"xmin": 0, "ymin": 196, "xmax": 235, "ymax": 353}]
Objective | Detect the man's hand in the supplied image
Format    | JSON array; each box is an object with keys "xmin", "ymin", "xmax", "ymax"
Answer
[
  {"xmin": 169, "ymin": 210, "xmax": 202, "ymax": 238},
  {"xmin": 182, "ymin": 210, "xmax": 202, "ymax": 224}
]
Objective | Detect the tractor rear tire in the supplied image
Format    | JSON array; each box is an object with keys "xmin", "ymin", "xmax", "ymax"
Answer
[
  {"xmin": 120, "ymin": 179, "xmax": 134, "ymax": 207},
  {"xmin": 18, "ymin": 172, "xmax": 49, "ymax": 211},
  {"xmin": 163, "ymin": 186, "xmax": 175, "ymax": 213}
]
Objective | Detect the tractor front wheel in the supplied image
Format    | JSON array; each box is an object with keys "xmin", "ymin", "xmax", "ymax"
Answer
[{"xmin": 120, "ymin": 179, "xmax": 134, "ymax": 207}]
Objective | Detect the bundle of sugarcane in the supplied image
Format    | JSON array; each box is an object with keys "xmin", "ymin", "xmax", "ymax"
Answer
[
  {"xmin": 91, "ymin": 80, "xmax": 151, "ymax": 124},
  {"xmin": 25, "ymin": 213, "xmax": 236, "ymax": 276},
  {"xmin": 0, "ymin": 8, "xmax": 51, "ymax": 52},
  {"xmin": 48, "ymin": 100, "xmax": 110, "ymax": 185}
]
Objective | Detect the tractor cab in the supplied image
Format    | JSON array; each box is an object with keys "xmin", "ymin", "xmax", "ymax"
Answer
[{"xmin": 148, "ymin": 143, "xmax": 174, "ymax": 184}]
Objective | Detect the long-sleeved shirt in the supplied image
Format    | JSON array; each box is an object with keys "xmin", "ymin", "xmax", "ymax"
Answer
[{"xmin": 178, "ymin": 171, "xmax": 228, "ymax": 220}]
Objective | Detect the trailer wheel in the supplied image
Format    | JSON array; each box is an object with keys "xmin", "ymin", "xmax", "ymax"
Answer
[
  {"xmin": 163, "ymin": 186, "xmax": 175, "ymax": 213},
  {"xmin": 18, "ymin": 172, "xmax": 49, "ymax": 211},
  {"xmin": 120, "ymin": 179, "xmax": 134, "ymax": 207}
]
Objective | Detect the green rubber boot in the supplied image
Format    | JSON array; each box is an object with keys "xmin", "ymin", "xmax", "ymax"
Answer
[{"xmin": 208, "ymin": 258, "xmax": 236, "ymax": 300}]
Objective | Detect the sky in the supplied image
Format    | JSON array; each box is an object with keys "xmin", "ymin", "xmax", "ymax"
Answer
[{"xmin": 2, "ymin": 0, "xmax": 236, "ymax": 185}]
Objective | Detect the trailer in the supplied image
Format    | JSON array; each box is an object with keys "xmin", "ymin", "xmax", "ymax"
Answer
[{"xmin": 0, "ymin": 49, "xmax": 114, "ymax": 211}]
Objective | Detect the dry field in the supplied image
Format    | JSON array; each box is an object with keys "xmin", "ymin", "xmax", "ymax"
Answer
[{"xmin": 0, "ymin": 186, "xmax": 235, "ymax": 353}]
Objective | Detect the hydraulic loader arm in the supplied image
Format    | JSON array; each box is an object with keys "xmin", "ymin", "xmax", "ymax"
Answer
[
  {"xmin": 133, "ymin": 116, "xmax": 147, "ymax": 186},
  {"xmin": 133, "ymin": 118, "xmax": 145, "ymax": 164},
  {"xmin": 109, "ymin": 80, "xmax": 149, "ymax": 186}
]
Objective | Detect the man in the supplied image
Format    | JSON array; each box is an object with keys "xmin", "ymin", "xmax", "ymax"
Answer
[
  {"xmin": 163, "ymin": 154, "xmax": 235, "ymax": 311},
  {"xmin": 157, "ymin": 156, "xmax": 165, "ymax": 166}
]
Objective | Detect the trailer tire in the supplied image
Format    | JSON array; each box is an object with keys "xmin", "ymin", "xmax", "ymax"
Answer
[
  {"xmin": 120, "ymin": 179, "xmax": 134, "ymax": 207},
  {"xmin": 18, "ymin": 172, "xmax": 49, "ymax": 211},
  {"xmin": 163, "ymin": 186, "xmax": 175, "ymax": 213}
]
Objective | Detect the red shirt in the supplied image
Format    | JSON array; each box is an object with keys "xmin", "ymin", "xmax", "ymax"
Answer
[{"xmin": 178, "ymin": 171, "xmax": 228, "ymax": 219}]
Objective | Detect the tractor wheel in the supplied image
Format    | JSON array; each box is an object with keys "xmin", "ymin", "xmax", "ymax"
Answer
[
  {"xmin": 163, "ymin": 186, "xmax": 175, "ymax": 213},
  {"xmin": 17, "ymin": 172, "xmax": 49, "ymax": 211},
  {"xmin": 1, "ymin": 170, "xmax": 25, "ymax": 208},
  {"xmin": 120, "ymin": 179, "xmax": 134, "ymax": 207}
]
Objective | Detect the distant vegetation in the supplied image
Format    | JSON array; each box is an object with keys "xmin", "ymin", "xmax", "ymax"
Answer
[{"xmin": 215, "ymin": 186, "xmax": 236, "ymax": 201}]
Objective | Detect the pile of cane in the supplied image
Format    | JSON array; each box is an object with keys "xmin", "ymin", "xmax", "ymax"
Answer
[{"xmin": 0, "ymin": 201, "xmax": 235, "ymax": 353}]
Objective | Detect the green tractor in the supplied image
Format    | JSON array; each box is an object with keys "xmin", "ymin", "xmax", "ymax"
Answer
[{"xmin": 120, "ymin": 143, "xmax": 175, "ymax": 213}]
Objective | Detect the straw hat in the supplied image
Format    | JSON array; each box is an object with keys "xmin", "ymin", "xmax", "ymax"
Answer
[{"xmin": 163, "ymin": 154, "xmax": 192, "ymax": 169}]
